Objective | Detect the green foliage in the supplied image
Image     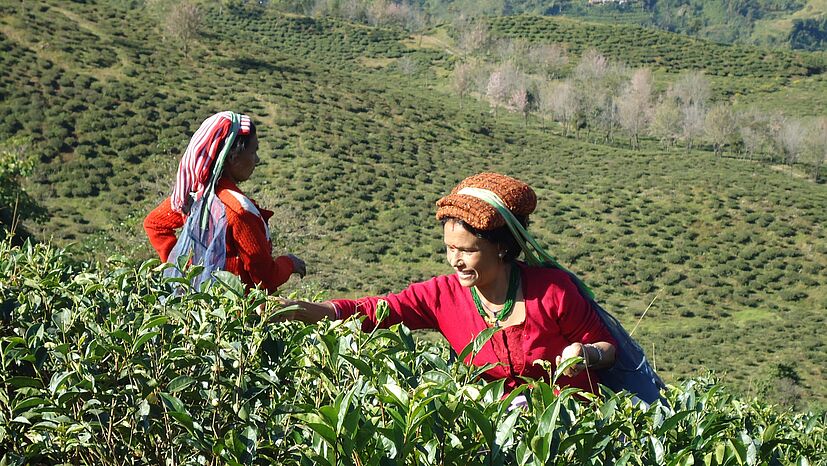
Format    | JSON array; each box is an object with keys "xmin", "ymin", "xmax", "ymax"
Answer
[
  {"xmin": 0, "ymin": 137, "xmax": 44, "ymax": 244},
  {"xmin": 0, "ymin": 0, "xmax": 825, "ymax": 407},
  {"xmin": 1, "ymin": 242, "xmax": 825, "ymax": 464},
  {"xmin": 791, "ymin": 17, "xmax": 827, "ymax": 51}
]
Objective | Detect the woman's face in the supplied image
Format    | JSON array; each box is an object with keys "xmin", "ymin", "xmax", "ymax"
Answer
[
  {"xmin": 443, "ymin": 219, "xmax": 506, "ymax": 290},
  {"xmin": 225, "ymin": 134, "xmax": 259, "ymax": 183}
]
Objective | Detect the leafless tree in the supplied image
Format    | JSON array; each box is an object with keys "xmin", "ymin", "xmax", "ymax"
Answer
[
  {"xmin": 493, "ymin": 37, "xmax": 530, "ymax": 67},
  {"xmin": 704, "ymin": 103, "xmax": 738, "ymax": 157},
  {"xmin": 528, "ymin": 43, "xmax": 568, "ymax": 79},
  {"xmin": 774, "ymin": 117, "xmax": 807, "ymax": 167},
  {"xmin": 574, "ymin": 48, "xmax": 609, "ymax": 82},
  {"xmin": 510, "ymin": 85, "xmax": 529, "ymax": 127},
  {"xmin": 737, "ymin": 108, "xmax": 772, "ymax": 160},
  {"xmin": 649, "ymin": 97, "xmax": 682, "ymax": 149},
  {"xmin": 804, "ymin": 117, "xmax": 827, "ymax": 181},
  {"xmin": 367, "ymin": 0, "xmax": 421, "ymax": 29},
  {"xmin": 666, "ymin": 71, "xmax": 711, "ymax": 151},
  {"xmin": 163, "ymin": 0, "xmax": 202, "ymax": 57},
  {"xmin": 670, "ymin": 70, "xmax": 711, "ymax": 108},
  {"xmin": 486, "ymin": 70, "xmax": 509, "ymax": 119},
  {"xmin": 457, "ymin": 19, "xmax": 490, "ymax": 59},
  {"xmin": 548, "ymin": 80, "xmax": 580, "ymax": 137},
  {"xmin": 572, "ymin": 50, "xmax": 628, "ymax": 142},
  {"xmin": 616, "ymin": 68, "xmax": 654, "ymax": 149},
  {"xmin": 536, "ymin": 83, "xmax": 554, "ymax": 131},
  {"xmin": 452, "ymin": 62, "xmax": 473, "ymax": 110},
  {"xmin": 681, "ymin": 103, "xmax": 706, "ymax": 151}
]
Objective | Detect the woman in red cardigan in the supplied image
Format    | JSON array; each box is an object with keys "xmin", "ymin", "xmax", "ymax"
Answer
[
  {"xmin": 283, "ymin": 173, "xmax": 616, "ymax": 394},
  {"xmin": 144, "ymin": 112, "xmax": 305, "ymax": 292}
]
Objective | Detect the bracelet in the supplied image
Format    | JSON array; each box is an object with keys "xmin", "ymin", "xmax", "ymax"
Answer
[
  {"xmin": 330, "ymin": 302, "xmax": 342, "ymax": 320},
  {"xmin": 584, "ymin": 344, "xmax": 603, "ymax": 367}
]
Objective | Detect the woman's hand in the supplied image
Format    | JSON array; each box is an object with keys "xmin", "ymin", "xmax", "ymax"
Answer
[
  {"xmin": 286, "ymin": 254, "xmax": 306, "ymax": 278},
  {"xmin": 266, "ymin": 297, "xmax": 336, "ymax": 324},
  {"xmin": 555, "ymin": 342, "xmax": 587, "ymax": 378},
  {"xmin": 555, "ymin": 342, "xmax": 616, "ymax": 378}
]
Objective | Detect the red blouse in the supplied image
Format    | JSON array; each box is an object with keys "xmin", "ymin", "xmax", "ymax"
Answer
[
  {"xmin": 143, "ymin": 178, "xmax": 294, "ymax": 293},
  {"xmin": 332, "ymin": 265, "xmax": 616, "ymax": 393}
]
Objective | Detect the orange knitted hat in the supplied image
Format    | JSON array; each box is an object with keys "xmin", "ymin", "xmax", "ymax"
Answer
[{"xmin": 436, "ymin": 172, "xmax": 537, "ymax": 231}]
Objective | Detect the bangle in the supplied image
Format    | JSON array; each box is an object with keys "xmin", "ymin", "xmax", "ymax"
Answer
[{"xmin": 584, "ymin": 344, "xmax": 603, "ymax": 367}]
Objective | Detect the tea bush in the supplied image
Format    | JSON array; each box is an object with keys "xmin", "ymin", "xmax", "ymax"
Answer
[
  {"xmin": 1, "ymin": 0, "xmax": 825, "ymax": 405},
  {"xmin": 1, "ymin": 241, "xmax": 825, "ymax": 465}
]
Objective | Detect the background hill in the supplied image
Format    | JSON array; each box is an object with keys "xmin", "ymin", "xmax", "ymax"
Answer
[
  {"xmin": 1, "ymin": 0, "xmax": 825, "ymax": 409},
  {"xmin": 410, "ymin": 0, "xmax": 827, "ymax": 50}
]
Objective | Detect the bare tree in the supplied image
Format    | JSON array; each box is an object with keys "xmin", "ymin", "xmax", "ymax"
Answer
[
  {"xmin": 493, "ymin": 37, "xmax": 530, "ymax": 67},
  {"xmin": 452, "ymin": 62, "xmax": 473, "ymax": 110},
  {"xmin": 805, "ymin": 117, "xmax": 827, "ymax": 181},
  {"xmin": 457, "ymin": 19, "xmax": 490, "ymax": 59},
  {"xmin": 738, "ymin": 108, "xmax": 772, "ymax": 160},
  {"xmin": 528, "ymin": 43, "xmax": 568, "ymax": 79},
  {"xmin": 704, "ymin": 103, "xmax": 738, "ymax": 157},
  {"xmin": 573, "ymin": 50, "xmax": 628, "ymax": 142},
  {"xmin": 574, "ymin": 48, "xmax": 609, "ymax": 82},
  {"xmin": 536, "ymin": 83, "xmax": 554, "ymax": 131},
  {"xmin": 649, "ymin": 97, "xmax": 682, "ymax": 149},
  {"xmin": 666, "ymin": 71, "xmax": 711, "ymax": 151},
  {"xmin": 486, "ymin": 70, "xmax": 509, "ymax": 119},
  {"xmin": 368, "ymin": 0, "xmax": 422, "ymax": 31},
  {"xmin": 163, "ymin": 0, "xmax": 202, "ymax": 57},
  {"xmin": 775, "ymin": 117, "xmax": 807, "ymax": 167},
  {"xmin": 670, "ymin": 70, "xmax": 711, "ymax": 108},
  {"xmin": 681, "ymin": 103, "xmax": 706, "ymax": 151},
  {"xmin": 548, "ymin": 80, "xmax": 580, "ymax": 137},
  {"xmin": 340, "ymin": 0, "xmax": 368, "ymax": 22},
  {"xmin": 510, "ymin": 85, "xmax": 529, "ymax": 127},
  {"xmin": 616, "ymin": 68, "xmax": 654, "ymax": 149}
]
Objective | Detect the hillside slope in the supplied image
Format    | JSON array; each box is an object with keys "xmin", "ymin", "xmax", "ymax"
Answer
[{"xmin": 0, "ymin": 1, "xmax": 825, "ymax": 406}]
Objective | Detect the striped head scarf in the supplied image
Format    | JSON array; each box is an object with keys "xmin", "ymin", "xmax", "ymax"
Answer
[{"xmin": 171, "ymin": 111, "xmax": 253, "ymax": 213}]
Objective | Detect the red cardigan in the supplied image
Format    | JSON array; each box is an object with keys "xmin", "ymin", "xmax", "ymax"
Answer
[
  {"xmin": 143, "ymin": 178, "xmax": 294, "ymax": 292},
  {"xmin": 332, "ymin": 265, "xmax": 616, "ymax": 393}
]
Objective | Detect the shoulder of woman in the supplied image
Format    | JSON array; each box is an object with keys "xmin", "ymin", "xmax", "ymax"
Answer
[
  {"xmin": 521, "ymin": 265, "xmax": 581, "ymax": 300},
  {"xmin": 217, "ymin": 188, "xmax": 261, "ymax": 218}
]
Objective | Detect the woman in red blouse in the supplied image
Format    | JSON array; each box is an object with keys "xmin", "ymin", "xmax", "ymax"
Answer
[
  {"xmin": 283, "ymin": 173, "xmax": 616, "ymax": 393},
  {"xmin": 144, "ymin": 112, "xmax": 305, "ymax": 292}
]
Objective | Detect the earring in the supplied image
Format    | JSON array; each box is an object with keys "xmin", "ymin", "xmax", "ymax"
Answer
[{"xmin": 498, "ymin": 252, "xmax": 505, "ymax": 259}]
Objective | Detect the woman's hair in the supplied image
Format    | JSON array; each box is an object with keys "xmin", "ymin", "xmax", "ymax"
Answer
[{"xmin": 441, "ymin": 215, "xmax": 529, "ymax": 262}]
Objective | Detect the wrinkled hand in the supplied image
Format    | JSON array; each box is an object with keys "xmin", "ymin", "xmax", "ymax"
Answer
[
  {"xmin": 258, "ymin": 296, "xmax": 298, "ymax": 322},
  {"xmin": 555, "ymin": 342, "xmax": 586, "ymax": 378},
  {"xmin": 286, "ymin": 254, "xmax": 306, "ymax": 278}
]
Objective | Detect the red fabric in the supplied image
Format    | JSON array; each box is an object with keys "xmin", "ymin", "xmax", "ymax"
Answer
[
  {"xmin": 144, "ymin": 178, "xmax": 294, "ymax": 293},
  {"xmin": 331, "ymin": 265, "xmax": 616, "ymax": 393},
  {"xmin": 490, "ymin": 324, "xmax": 526, "ymax": 381}
]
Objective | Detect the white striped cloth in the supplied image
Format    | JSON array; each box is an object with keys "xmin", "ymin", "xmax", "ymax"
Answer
[{"xmin": 171, "ymin": 111, "xmax": 252, "ymax": 213}]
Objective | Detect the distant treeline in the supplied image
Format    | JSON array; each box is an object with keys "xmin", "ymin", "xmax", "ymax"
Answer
[
  {"xmin": 791, "ymin": 17, "xmax": 827, "ymax": 51},
  {"xmin": 445, "ymin": 21, "xmax": 827, "ymax": 181},
  {"xmin": 264, "ymin": 0, "xmax": 826, "ymax": 51}
]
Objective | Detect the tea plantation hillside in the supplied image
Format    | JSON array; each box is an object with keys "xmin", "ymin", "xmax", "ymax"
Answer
[{"xmin": 1, "ymin": 0, "xmax": 826, "ymax": 410}]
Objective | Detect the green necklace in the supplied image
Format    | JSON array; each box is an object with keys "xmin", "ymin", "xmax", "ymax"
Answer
[{"xmin": 472, "ymin": 265, "xmax": 520, "ymax": 326}]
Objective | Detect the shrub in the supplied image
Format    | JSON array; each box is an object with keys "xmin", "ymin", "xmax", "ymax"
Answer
[{"xmin": 1, "ymin": 242, "xmax": 825, "ymax": 465}]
